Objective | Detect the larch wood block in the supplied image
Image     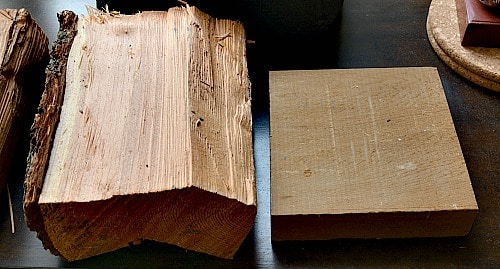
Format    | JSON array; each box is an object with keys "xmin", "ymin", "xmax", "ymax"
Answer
[
  {"xmin": 0, "ymin": 9, "xmax": 48, "ymax": 194},
  {"xmin": 270, "ymin": 67, "xmax": 478, "ymax": 241},
  {"xmin": 24, "ymin": 6, "xmax": 256, "ymax": 261}
]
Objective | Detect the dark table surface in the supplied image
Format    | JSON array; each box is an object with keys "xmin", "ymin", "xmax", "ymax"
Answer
[{"xmin": 0, "ymin": 0, "xmax": 499, "ymax": 268}]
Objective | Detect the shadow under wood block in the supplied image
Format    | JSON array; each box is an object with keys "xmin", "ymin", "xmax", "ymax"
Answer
[
  {"xmin": 269, "ymin": 68, "xmax": 478, "ymax": 241},
  {"xmin": 24, "ymin": 7, "xmax": 256, "ymax": 261},
  {"xmin": 0, "ymin": 9, "xmax": 48, "ymax": 195}
]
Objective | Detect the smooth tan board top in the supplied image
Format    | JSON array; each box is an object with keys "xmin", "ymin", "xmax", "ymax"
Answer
[
  {"xmin": 427, "ymin": 0, "xmax": 500, "ymax": 92},
  {"xmin": 39, "ymin": 7, "xmax": 255, "ymax": 205},
  {"xmin": 270, "ymin": 67, "xmax": 477, "ymax": 216}
]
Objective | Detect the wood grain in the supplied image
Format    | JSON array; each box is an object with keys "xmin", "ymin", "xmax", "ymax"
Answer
[
  {"xmin": 0, "ymin": 9, "xmax": 48, "ymax": 195},
  {"xmin": 270, "ymin": 67, "xmax": 478, "ymax": 240},
  {"xmin": 24, "ymin": 6, "xmax": 255, "ymax": 261}
]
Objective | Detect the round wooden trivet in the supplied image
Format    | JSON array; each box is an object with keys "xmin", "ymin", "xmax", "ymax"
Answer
[{"xmin": 427, "ymin": 0, "xmax": 500, "ymax": 92}]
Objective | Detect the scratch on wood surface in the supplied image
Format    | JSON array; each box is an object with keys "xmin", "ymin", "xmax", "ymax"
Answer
[
  {"xmin": 397, "ymin": 162, "xmax": 417, "ymax": 171},
  {"xmin": 368, "ymin": 96, "xmax": 381, "ymax": 160},
  {"xmin": 325, "ymin": 85, "xmax": 337, "ymax": 150},
  {"xmin": 363, "ymin": 136, "xmax": 369, "ymax": 161},
  {"xmin": 325, "ymin": 85, "xmax": 341, "ymax": 180},
  {"xmin": 350, "ymin": 140, "xmax": 357, "ymax": 174}
]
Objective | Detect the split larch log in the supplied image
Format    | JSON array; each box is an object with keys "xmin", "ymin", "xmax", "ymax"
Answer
[{"xmin": 24, "ymin": 7, "xmax": 256, "ymax": 261}]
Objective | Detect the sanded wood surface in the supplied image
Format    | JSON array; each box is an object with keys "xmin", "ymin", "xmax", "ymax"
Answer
[
  {"xmin": 0, "ymin": 9, "xmax": 48, "ymax": 194},
  {"xmin": 24, "ymin": 6, "xmax": 255, "ymax": 261},
  {"xmin": 270, "ymin": 67, "xmax": 478, "ymax": 240}
]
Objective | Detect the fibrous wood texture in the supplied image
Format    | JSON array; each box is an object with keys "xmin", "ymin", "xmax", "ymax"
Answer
[
  {"xmin": 24, "ymin": 7, "xmax": 255, "ymax": 261},
  {"xmin": 270, "ymin": 67, "xmax": 478, "ymax": 240},
  {"xmin": 0, "ymin": 9, "xmax": 48, "ymax": 194}
]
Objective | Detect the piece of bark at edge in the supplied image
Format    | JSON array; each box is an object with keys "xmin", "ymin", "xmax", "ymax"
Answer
[
  {"xmin": 23, "ymin": 10, "xmax": 78, "ymax": 256},
  {"xmin": 0, "ymin": 9, "xmax": 48, "ymax": 195}
]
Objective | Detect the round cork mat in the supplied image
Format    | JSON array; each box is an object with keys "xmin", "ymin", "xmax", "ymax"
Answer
[{"xmin": 427, "ymin": 0, "xmax": 500, "ymax": 92}]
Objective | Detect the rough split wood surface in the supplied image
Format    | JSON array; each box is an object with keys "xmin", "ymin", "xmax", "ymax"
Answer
[
  {"xmin": 24, "ymin": 6, "xmax": 256, "ymax": 261},
  {"xmin": 0, "ymin": 9, "xmax": 48, "ymax": 194}
]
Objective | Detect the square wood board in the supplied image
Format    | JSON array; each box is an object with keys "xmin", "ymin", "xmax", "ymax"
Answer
[{"xmin": 269, "ymin": 67, "xmax": 478, "ymax": 240}]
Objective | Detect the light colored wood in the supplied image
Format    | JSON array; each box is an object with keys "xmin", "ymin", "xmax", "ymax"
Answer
[
  {"xmin": 270, "ymin": 67, "xmax": 478, "ymax": 240},
  {"xmin": 24, "ymin": 7, "xmax": 255, "ymax": 261},
  {"xmin": 0, "ymin": 9, "xmax": 48, "ymax": 194}
]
